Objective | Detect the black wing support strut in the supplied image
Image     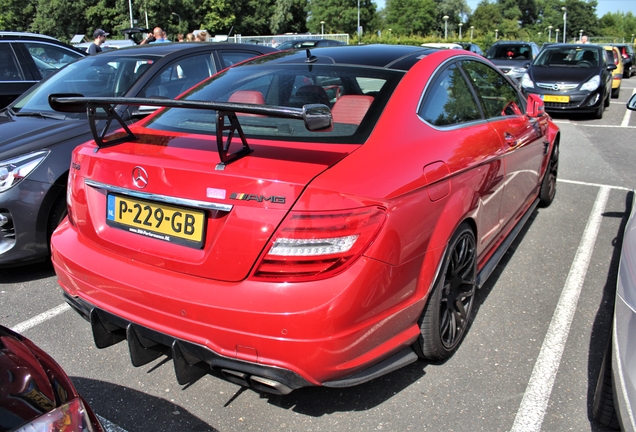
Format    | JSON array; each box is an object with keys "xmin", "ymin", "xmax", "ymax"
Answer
[{"xmin": 48, "ymin": 94, "xmax": 333, "ymax": 168}]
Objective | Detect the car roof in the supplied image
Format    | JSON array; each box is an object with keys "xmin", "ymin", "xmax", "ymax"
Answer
[
  {"xmin": 0, "ymin": 31, "xmax": 60, "ymax": 41},
  {"xmin": 262, "ymin": 44, "xmax": 439, "ymax": 71},
  {"xmin": 542, "ymin": 43, "xmax": 602, "ymax": 50},
  {"xmin": 91, "ymin": 42, "xmax": 277, "ymax": 58}
]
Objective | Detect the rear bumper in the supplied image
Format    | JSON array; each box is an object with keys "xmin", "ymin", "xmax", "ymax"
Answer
[{"xmin": 52, "ymin": 219, "xmax": 426, "ymax": 393}]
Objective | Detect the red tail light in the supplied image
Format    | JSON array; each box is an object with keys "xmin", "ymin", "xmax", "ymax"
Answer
[{"xmin": 252, "ymin": 206, "xmax": 386, "ymax": 282}]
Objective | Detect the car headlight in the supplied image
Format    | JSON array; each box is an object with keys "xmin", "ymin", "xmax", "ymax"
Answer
[
  {"xmin": 512, "ymin": 67, "xmax": 527, "ymax": 74},
  {"xmin": 521, "ymin": 73, "xmax": 534, "ymax": 89},
  {"xmin": 0, "ymin": 151, "xmax": 49, "ymax": 193},
  {"xmin": 581, "ymin": 75, "xmax": 600, "ymax": 91}
]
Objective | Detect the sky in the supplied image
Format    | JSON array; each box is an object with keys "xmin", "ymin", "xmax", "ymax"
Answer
[{"xmin": 373, "ymin": 0, "xmax": 636, "ymax": 17}]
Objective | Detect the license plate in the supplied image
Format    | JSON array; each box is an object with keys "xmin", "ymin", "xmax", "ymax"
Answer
[
  {"xmin": 107, "ymin": 194, "xmax": 205, "ymax": 248},
  {"xmin": 542, "ymin": 95, "xmax": 570, "ymax": 103}
]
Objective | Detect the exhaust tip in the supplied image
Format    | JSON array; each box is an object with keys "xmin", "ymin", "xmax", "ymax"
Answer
[
  {"xmin": 221, "ymin": 369, "xmax": 250, "ymax": 387},
  {"xmin": 250, "ymin": 375, "xmax": 293, "ymax": 395}
]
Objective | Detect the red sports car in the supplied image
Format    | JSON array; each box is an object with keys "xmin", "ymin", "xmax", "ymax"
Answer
[{"xmin": 49, "ymin": 45, "xmax": 560, "ymax": 395}]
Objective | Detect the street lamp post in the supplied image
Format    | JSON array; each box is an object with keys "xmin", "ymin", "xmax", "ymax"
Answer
[
  {"xmin": 470, "ymin": 26, "xmax": 474, "ymax": 41},
  {"xmin": 171, "ymin": 12, "xmax": 181, "ymax": 32},
  {"xmin": 495, "ymin": 29, "xmax": 498, "ymax": 40},
  {"xmin": 357, "ymin": 0, "xmax": 361, "ymax": 44},
  {"xmin": 459, "ymin": 23, "xmax": 463, "ymax": 40},
  {"xmin": 579, "ymin": 29, "xmax": 584, "ymax": 42},
  {"xmin": 443, "ymin": 16, "xmax": 449, "ymax": 40},
  {"xmin": 562, "ymin": 7, "xmax": 567, "ymax": 43},
  {"xmin": 128, "ymin": 0, "xmax": 134, "ymax": 27},
  {"xmin": 555, "ymin": 28, "xmax": 559, "ymax": 43},
  {"xmin": 320, "ymin": 20, "xmax": 325, "ymax": 36},
  {"xmin": 548, "ymin": 25, "xmax": 552, "ymax": 42}
]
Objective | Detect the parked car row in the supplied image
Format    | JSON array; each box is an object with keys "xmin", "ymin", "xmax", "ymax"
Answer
[{"xmin": 0, "ymin": 32, "xmax": 85, "ymax": 108}]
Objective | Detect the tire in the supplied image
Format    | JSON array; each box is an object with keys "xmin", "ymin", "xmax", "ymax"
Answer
[
  {"xmin": 47, "ymin": 192, "xmax": 68, "ymax": 243},
  {"xmin": 592, "ymin": 338, "xmax": 620, "ymax": 429},
  {"xmin": 539, "ymin": 144, "xmax": 558, "ymax": 208},
  {"xmin": 413, "ymin": 223, "xmax": 476, "ymax": 361},
  {"xmin": 594, "ymin": 100, "xmax": 604, "ymax": 119},
  {"xmin": 611, "ymin": 86, "xmax": 620, "ymax": 99}
]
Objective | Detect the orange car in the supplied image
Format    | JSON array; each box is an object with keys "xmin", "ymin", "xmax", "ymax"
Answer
[{"xmin": 605, "ymin": 45, "xmax": 623, "ymax": 98}]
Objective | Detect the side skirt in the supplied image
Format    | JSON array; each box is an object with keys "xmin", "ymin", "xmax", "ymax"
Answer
[{"xmin": 475, "ymin": 198, "xmax": 540, "ymax": 289}]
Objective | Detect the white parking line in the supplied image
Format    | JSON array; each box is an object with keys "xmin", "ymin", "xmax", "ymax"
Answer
[
  {"xmin": 10, "ymin": 303, "xmax": 70, "ymax": 333},
  {"xmin": 510, "ymin": 186, "xmax": 610, "ymax": 432},
  {"xmin": 621, "ymin": 88, "xmax": 636, "ymax": 127}
]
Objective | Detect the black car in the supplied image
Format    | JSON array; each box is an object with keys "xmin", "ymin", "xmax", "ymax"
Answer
[
  {"xmin": 485, "ymin": 41, "xmax": 540, "ymax": 83},
  {"xmin": 612, "ymin": 43, "xmax": 635, "ymax": 78},
  {"xmin": 0, "ymin": 32, "xmax": 85, "ymax": 109},
  {"xmin": 520, "ymin": 43, "xmax": 616, "ymax": 119},
  {"xmin": 0, "ymin": 42, "xmax": 277, "ymax": 267},
  {"xmin": 0, "ymin": 325, "xmax": 103, "ymax": 431},
  {"xmin": 276, "ymin": 39, "xmax": 345, "ymax": 50}
]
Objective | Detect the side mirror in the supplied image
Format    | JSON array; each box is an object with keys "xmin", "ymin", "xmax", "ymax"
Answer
[
  {"xmin": 526, "ymin": 93, "xmax": 545, "ymax": 117},
  {"xmin": 627, "ymin": 93, "xmax": 636, "ymax": 111},
  {"xmin": 607, "ymin": 63, "xmax": 617, "ymax": 71}
]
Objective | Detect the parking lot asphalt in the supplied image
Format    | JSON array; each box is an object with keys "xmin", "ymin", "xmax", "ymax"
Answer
[{"xmin": 1, "ymin": 80, "xmax": 635, "ymax": 432}]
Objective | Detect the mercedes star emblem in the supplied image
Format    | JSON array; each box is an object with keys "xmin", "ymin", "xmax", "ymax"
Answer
[{"xmin": 132, "ymin": 166, "xmax": 148, "ymax": 189}]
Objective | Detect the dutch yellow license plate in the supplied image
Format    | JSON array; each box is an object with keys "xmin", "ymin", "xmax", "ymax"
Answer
[
  {"xmin": 106, "ymin": 194, "xmax": 205, "ymax": 248},
  {"xmin": 543, "ymin": 95, "xmax": 570, "ymax": 103}
]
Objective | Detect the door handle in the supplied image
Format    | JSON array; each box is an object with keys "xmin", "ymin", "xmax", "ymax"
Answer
[{"xmin": 504, "ymin": 132, "xmax": 518, "ymax": 147}]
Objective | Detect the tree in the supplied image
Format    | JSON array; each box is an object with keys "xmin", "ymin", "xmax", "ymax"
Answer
[
  {"xmin": 0, "ymin": 0, "xmax": 37, "ymax": 32},
  {"xmin": 199, "ymin": 0, "xmax": 237, "ymax": 35},
  {"xmin": 270, "ymin": 0, "xmax": 308, "ymax": 34},
  {"xmin": 468, "ymin": 0, "xmax": 502, "ymax": 37},
  {"xmin": 561, "ymin": 0, "xmax": 599, "ymax": 39},
  {"xmin": 30, "ymin": 0, "xmax": 92, "ymax": 41},
  {"xmin": 386, "ymin": 0, "xmax": 437, "ymax": 36},
  {"xmin": 308, "ymin": 0, "xmax": 376, "ymax": 36}
]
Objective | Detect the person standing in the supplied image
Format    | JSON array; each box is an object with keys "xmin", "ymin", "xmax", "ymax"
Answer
[
  {"xmin": 141, "ymin": 27, "xmax": 170, "ymax": 44},
  {"xmin": 88, "ymin": 29, "xmax": 108, "ymax": 55}
]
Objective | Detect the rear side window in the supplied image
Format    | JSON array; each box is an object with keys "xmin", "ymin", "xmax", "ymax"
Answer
[
  {"xmin": 23, "ymin": 42, "xmax": 82, "ymax": 78},
  {"xmin": 418, "ymin": 63, "xmax": 481, "ymax": 126},
  {"xmin": 143, "ymin": 53, "xmax": 216, "ymax": 99},
  {"xmin": 218, "ymin": 51, "xmax": 264, "ymax": 68},
  {"xmin": 0, "ymin": 44, "xmax": 24, "ymax": 81},
  {"xmin": 461, "ymin": 60, "xmax": 524, "ymax": 119}
]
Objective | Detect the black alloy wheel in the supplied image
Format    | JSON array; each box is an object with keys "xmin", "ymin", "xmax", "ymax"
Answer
[{"xmin": 414, "ymin": 223, "xmax": 477, "ymax": 360}]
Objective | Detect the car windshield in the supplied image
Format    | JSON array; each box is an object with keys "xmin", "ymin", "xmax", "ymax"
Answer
[
  {"xmin": 146, "ymin": 63, "xmax": 403, "ymax": 144},
  {"xmin": 12, "ymin": 53, "xmax": 161, "ymax": 116},
  {"xmin": 534, "ymin": 47, "xmax": 599, "ymax": 67}
]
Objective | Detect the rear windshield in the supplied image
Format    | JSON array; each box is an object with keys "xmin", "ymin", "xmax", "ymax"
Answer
[
  {"xmin": 487, "ymin": 44, "xmax": 533, "ymax": 60},
  {"xmin": 145, "ymin": 64, "xmax": 404, "ymax": 144}
]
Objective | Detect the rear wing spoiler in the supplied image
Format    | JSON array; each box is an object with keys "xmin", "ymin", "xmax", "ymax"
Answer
[{"xmin": 48, "ymin": 94, "xmax": 333, "ymax": 168}]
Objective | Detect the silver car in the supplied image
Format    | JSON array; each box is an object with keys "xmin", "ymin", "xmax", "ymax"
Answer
[{"xmin": 594, "ymin": 93, "xmax": 636, "ymax": 431}]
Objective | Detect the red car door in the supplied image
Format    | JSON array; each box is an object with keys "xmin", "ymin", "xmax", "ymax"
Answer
[{"xmin": 461, "ymin": 60, "xmax": 544, "ymax": 229}]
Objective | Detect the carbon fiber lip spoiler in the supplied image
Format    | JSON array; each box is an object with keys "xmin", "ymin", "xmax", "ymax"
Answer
[{"xmin": 48, "ymin": 94, "xmax": 333, "ymax": 168}]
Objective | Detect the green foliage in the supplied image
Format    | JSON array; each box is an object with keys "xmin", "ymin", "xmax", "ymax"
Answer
[
  {"xmin": 307, "ymin": 0, "xmax": 376, "ymax": 35},
  {"xmin": 385, "ymin": 0, "xmax": 437, "ymax": 36},
  {"xmin": 1, "ymin": 0, "xmax": 634, "ymax": 46},
  {"xmin": 0, "ymin": 0, "xmax": 37, "ymax": 31},
  {"xmin": 271, "ymin": 0, "xmax": 308, "ymax": 34}
]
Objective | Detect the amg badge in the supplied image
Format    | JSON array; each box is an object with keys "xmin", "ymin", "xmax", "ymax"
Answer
[{"xmin": 230, "ymin": 193, "xmax": 286, "ymax": 204}]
